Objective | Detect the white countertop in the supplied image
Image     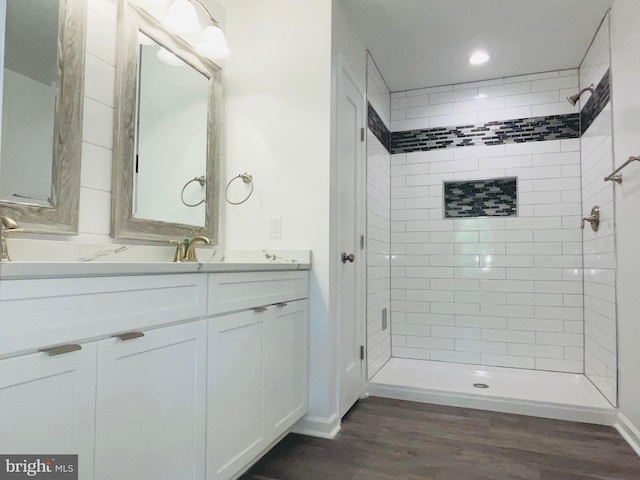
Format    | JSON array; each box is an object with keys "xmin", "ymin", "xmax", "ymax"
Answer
[
  {"xmin": 0, "ymin": 260, "xmax": 310, "ymax": 280},
  {"xmin": 0, "ymin": 241, "xmax": 312, "ymax": 279}
]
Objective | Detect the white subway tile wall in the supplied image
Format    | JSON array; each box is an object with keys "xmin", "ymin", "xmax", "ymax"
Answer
[
  {"xmin": 79, "ymin": 0, "xmax": 118, "ymax": 240},
  {"xmin": 366, "ymin": 55, "xmax": 391, "ymax": 378},
  {"xmin": 580, "ymin": 14, "xmax": 617, "ymax": 406},
  {"xmin": 390, "ymin": 70, "xmax": 585, "ymax": 374},
  {"xmin": 391, "ymin": 70, "xmax": 579, "ymax": 132}
]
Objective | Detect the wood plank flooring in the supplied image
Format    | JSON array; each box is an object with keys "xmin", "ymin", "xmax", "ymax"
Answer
[{"xmin": 241, "ymin": 396, "xmax": 640, "ymax": 480}]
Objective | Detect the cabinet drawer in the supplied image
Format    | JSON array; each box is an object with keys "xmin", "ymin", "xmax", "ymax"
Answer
[
  {"xmin": 208, "ymin": 271, "xmax": 308, "ymax": 315},
  {"xmin": 0, "ymin": 274, "xmax": 207, "ymax": 357}
]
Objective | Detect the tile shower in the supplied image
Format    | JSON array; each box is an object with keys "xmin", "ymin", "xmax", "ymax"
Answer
[{"xmin": 365, "ymin": 14, "xmax": 618, "ymax": 406}]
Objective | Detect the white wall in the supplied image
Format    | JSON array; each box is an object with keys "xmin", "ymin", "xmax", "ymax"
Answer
[
  {"xmin": 611, "ymin": 0, "xmax": 640, "ymax": 435},
  {"xmin": 390, "ymin": 71, "xmax": 585, "ymax": 373},
  {"xmin": 223, "ymin": 0, "xmax": 335, "ymax": 427},
  {"xmin": 579, "ymin": 14, "xmax": 617, "ymax": 406}
]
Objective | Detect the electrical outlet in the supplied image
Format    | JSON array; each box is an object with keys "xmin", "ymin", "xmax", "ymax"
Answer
[
  {"xmin": 382, "ymin": 307, "xmax": 388, "ymax": 330},
  {"xmin": 268, "ymin": 217, "xmax": 282, "ymax": 239}
]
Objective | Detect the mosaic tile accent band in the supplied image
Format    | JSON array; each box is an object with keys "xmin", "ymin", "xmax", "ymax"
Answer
[
  {"xmin": 367, "ymin": 102, "xmax": 391, "ymax": 153},
  {"xmin": 391, "ymin": 114, "xmax": 579, "ymax": 154},
  {"xmin": 444, "ymin": 177, "xmax": 517, "ymax": 218},
  {"xmin": 581, "ymin": 68, "xmax": 611, "ymax": 135}
]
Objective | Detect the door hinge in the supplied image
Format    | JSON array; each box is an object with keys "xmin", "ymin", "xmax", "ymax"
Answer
[
  {"xmin": 360, "ymin": 128, "xmax": 365, "ymax": 142},
  {"xmin": 360, "ymin": 235, "xmax": 365, "ymax": 250},
  {"xmin": 360, "ymin": 345, "xmax": 365, "ymax": 360}
]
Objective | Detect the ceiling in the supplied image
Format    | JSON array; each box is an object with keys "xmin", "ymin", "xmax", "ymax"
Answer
[{"xmin": 340, "ymin": 0, "xmax": 613, "ymax": 92}]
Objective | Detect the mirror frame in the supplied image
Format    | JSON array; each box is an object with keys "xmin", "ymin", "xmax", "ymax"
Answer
[
  {"xmin": 0, "ymin": 0, "xmax": 86, "ymax": 234},
  {"xmin": 111, "ymin": 0, "xmax": 222, "ymax": 243}
]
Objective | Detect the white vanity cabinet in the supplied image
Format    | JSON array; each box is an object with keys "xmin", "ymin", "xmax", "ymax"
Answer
[
  {"xmin": 0, "ymin": 344, "xmax": 97, "ymax": 479},
  {"xmin": 264, "ymin": 299, "xmax": 309, "ymax": 439},
  {"xmin": 0, "ymin": 266, "xmax": 310, "ymax": 480},
  {"xmin": 0, "ymin": 273, "xmax": 208, "ymax": 480},
  {"xmin": 94, "ymin": 321, "xmax": 208, "ymax": 480},
  {"xmin": 208, "ymin": 309, "xmax": 267, "ymax": 480},
  {"xmin": 206, "ymin": 272, "xmax": 309, "ymax": 480}
]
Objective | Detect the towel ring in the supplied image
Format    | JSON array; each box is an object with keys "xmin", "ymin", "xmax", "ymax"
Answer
[
  {"xmin": 225, "ymin": 173, "xmax": 254, "ymax": 205},
  {"xmin": 181, "ymin": 176, "xmax": 206, "ymax": 207}
]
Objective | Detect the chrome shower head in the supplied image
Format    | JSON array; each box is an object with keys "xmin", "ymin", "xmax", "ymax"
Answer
[{"xmin": 567, "ymin": 84, "xmax": 595, "ymax": 106}]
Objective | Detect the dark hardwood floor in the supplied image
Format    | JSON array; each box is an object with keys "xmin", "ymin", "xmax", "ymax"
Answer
[{"xmin": 241, "ymin": 396, "xmax": 640, "ymax": 480}]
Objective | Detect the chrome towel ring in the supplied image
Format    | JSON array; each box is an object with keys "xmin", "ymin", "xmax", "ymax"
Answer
[
  {"xmin": 181, "ymin": 176, "xmax": 206, "ymax": 207},
  {"xmin": 225, "ymin": 173, "xmax": 254, "ymax": 205}
]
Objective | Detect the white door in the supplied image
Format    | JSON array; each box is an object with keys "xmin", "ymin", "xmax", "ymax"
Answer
[
  {"xmin": 208, "ymin": 309, "xmax": 265, "ymax": 480},
  {"xmin": 264, "ymin": 300, "xmax": 309, "ymax": 438},
  {"xmin": 0, "ymin": 345, "xmax": 97, "ymax": 480},
  {"xmin": 336, "ymin": 61, "xmax": 366, "ymax": 417},
  {"xmin": 95, "ymin": 321, "xmax": 207, "ymax": 480}
]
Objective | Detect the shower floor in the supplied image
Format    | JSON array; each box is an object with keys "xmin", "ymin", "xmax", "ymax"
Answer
[{"xmin": 369, "ymin": 358, "xmax": 614, "ymax": 423}]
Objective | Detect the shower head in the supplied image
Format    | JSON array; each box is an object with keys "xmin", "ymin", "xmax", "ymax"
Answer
[{"xmin": 567, "ymin": 84, "xmax": 595, "ymax": 106}]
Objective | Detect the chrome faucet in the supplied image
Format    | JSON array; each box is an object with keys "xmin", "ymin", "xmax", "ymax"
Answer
[
  {"xmin": 0, "ymin": 216, "xmax": 21, "ymax": 262},
  {"xmin": 171, "ymin": 236, "xmax": 211, "ymax": 262}
]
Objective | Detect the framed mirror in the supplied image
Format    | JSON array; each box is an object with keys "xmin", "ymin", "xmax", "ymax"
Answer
[
  {"xmin": 0, "ymin": 0, "xmax": 86, "ymax": 234},
  {"xmin": 111, "ymin": 0, "xmax": 222, "ymax": 243}
]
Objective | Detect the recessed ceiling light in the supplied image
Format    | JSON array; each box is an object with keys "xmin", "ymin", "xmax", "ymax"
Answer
[{"xmin": 469, "ymin": 50, "xmax": 490, "ymax": 65}]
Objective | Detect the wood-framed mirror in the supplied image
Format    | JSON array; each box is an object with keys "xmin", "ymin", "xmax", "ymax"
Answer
[
  {"xmin": 0, "ymin": 0, "xmax": 86, "ymax": 234},
  {"xmin": 111, "ymin": 0, "xmax": 222, "ymax": 243}
]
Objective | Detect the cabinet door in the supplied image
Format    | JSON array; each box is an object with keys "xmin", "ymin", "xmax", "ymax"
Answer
[
  {"xmin": 0, "ymin": 344, "xmax": 97, "ymax": 479},
  {"xmin": 264, "ymin": 300, "xmax": 309, "ymax": 438},
  {"xmin": 95, "ymin": 321, "xmax": 207, "ymax": 480},
  {"xmin": 207, "ymin": 309, "xmax": 266, "ymax": 480}
]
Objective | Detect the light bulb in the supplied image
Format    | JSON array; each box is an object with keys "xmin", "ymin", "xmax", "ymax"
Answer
[
  {"xmin": 157, "ymin": 47, "xmax": 186, "ymax": 66},
  {"xmin": 163, "ymin": 0, "xmax": 201, "ymax": 35},
  {"xmin": 196, "ymin": 25, "xmax": 231, "ymax": 60},
  {"xmin": 469, "ymin": 50, "xmax": 490, "ymax": 65}
]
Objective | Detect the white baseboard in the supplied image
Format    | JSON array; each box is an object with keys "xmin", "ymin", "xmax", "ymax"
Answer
[
  {"xmin": 368, "ymin": 383, "xmax": 617, "ymax": 426},
  {"xmin": 614, "ymin": 412, "xmax": 640, "ymax": 457},
  {"xmin": 291, "ymin": 413, "xmax": 341, "ymax": 439}
]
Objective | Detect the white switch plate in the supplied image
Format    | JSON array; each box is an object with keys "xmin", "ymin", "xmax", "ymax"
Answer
[{"xmin": 268, "ymin": 217, "xmax": 282, "ymax": 239}]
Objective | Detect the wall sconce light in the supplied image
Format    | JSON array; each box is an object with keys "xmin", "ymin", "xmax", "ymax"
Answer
[{"xmin": 162, "ymin": 0, "xmax": 231, "ymax": 60}]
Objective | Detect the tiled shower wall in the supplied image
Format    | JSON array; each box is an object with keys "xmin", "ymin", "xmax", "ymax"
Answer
[
  {"xmin": 366, "ymin": 54, "xmax": 391, "ymax": 378},
  {"xmin": 580, "ymin": 15, "xmax": 617, "ymax": 405},
  {"xmin": 390, "ymin": 70, "xmax": 588, "ymax": 373}
]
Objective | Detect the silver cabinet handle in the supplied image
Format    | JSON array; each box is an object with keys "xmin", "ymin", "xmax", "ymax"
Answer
[
  {"xmin": 113, "ymin": 331, "xmax": 145, "ymax": 341},
  {"xmin": 39, "ymin": 344, "xmax": 82, "ymax": 356},
  {"xmin": 252, "ymin": 306, "xmax": 268, "ymax": 313},
  {"xmin": 274, "ymin": 302, "xmax": 288, "ymax": 307}
]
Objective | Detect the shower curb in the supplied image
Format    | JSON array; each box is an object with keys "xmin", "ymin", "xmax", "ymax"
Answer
[{"xmin": 367, "ymin": 382, "xmax": 617, "ymax": 427}]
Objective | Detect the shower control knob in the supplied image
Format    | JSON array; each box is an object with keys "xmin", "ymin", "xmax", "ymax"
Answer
[{"xmin": 341, "ymin": 252, "xmax": 355, "ymax": 264}]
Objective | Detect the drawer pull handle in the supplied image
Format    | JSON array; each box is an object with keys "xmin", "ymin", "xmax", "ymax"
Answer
[
  {"xmin": 275, "ymin": 302, "xmax": 288, "ymax": 307},
  {"xmin": 39, "ymin": 344, "xmax": 82, "ymax": 356},
  {"xmin": 113, "ymin": 331, "xmax": 145, "ymax": 341},
  {"xmin": 252, "ymin": 306, "xmax": 268, "ymax": 313}
]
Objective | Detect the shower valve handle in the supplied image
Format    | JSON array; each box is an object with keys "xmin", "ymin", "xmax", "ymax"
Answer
[{"xmin": 581, "ymin": 206, "xmax": 600, "ymax": 232}]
